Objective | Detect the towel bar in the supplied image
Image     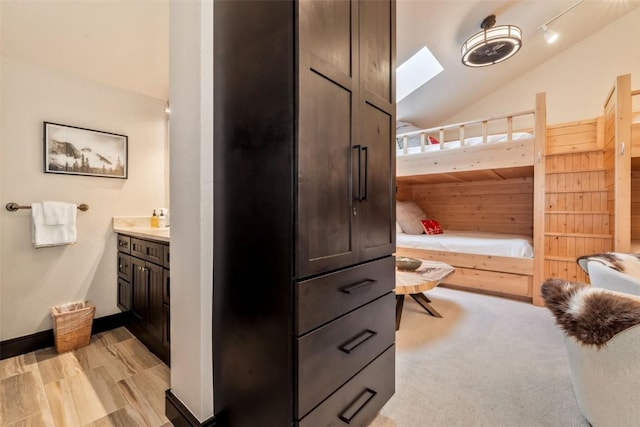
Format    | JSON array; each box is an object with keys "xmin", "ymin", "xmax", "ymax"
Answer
[{"xmin": 5, "ymin": 202, "xmax": 89, "ymax": 212}]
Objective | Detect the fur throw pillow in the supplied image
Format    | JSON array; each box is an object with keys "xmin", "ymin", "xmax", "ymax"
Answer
[
  {"xmin": 577, "ymin": 252, "xmax": 640, "ymax": 277},
  {"xmin": 541, "ymin": 278, "xmax": 640, "ymax": 348}
]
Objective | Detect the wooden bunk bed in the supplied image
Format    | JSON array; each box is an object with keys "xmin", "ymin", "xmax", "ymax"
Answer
[
  {"xmin": 603, "ymin": 74, "xmax": 639, "ymax": 253},
  {"xmin": 395, "ymin": 93, "xmax": 546, "ymax": 303}
]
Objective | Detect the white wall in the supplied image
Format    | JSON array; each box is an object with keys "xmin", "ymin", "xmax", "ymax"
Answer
[
  {"xmin": 444, "ymin": 8, "xmax": 640, "ymax": 126},
  {"xmin": 168, "ymin": 0, "xmax": 214, "ymax": 422},
  {"xmin": 0, "ymin": 56, "xmax": 167, "ymax": 340}
]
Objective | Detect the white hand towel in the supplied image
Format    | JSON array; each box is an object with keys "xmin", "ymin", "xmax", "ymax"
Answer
[
  {"xmin": 42, "ymin": 201, "xmax": 76, "ymax": 225},
  {"xmin": 32, "ymin": 202, "xmax": 77, "ymax": 248}
]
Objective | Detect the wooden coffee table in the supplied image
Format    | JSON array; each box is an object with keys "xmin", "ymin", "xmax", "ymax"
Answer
[{"xmin": 395, "ymin": 259, "xmax": 455, "ymax": 330}]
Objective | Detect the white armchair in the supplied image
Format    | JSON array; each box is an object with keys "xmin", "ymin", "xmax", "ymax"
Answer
[
  {"xmin": 563, "ymin": 323, "xmax": 640, "ymax": 427},
  {"xmin": 585, "ymin": 259, "xmax": 640, "ymax": 296},
  {"xmin": 542, "ymin": 256, "xmax": 640, "ymax": 427}
]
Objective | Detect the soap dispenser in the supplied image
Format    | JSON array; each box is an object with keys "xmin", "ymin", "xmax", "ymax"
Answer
[
  {"xmin": 158, "ymin": 210, "xmax": 167, "ymax": 228},
  {"xmin": 150, "ymin": 209, "xmax": 159, "ymax": 228}
]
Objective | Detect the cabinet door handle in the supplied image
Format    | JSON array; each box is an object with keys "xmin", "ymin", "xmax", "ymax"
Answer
[
  {"xmin": 338, "ymin": 388, "xmax": 377, "ymax": 424},
  {"xmin": 352, "ymin": 144, "xmax": 362, "ymax": 201},
  {"xmin": 361, "ymin": 146, "xmax": 368, "ymax": 201},
  {"xmin": 339, "ymin": 329, "xmax": 376, "ymax": 354},
  {"xmin": 340, "ymin": 279, "xmax": 375, "ymax": 294}
]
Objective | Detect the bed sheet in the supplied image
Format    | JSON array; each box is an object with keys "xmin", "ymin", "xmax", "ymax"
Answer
[{"xmin": 396, "ymin": 229, "xmax": 534, "ymax": 259}]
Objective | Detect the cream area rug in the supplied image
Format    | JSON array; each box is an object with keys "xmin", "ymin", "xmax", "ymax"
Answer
[{"xmin": 370, "ymin": 287, "xmax": 589, "ymax": 427}]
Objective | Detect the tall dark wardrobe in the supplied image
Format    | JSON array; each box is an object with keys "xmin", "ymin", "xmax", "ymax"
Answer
[{"xmin": 214, "ymin": 1, "xmax": 396, "ymax": 426}]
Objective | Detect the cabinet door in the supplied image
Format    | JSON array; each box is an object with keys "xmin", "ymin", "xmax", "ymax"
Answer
[
  {"xmin": 163, "ymin": 269, "xmax": 170, "ymax": 305},
  {"xmin": 357, "ymin": 0, "xmax": 395, "ymax": 262},
  {"xmin": 131, "ymin": 257, "xmax": 147, "ymax": 323},
  {"xmin": 146, "ymin": 262, "xmax": 164, "ymax": 341},
  {"xmin": 162, "ymin": 303, "xmax": 170, "ymax": 349},
  {"xmin": 357, "ymin": 104, "xmax": 395, "ymax": 261},
  {"xmin": 117, "ymin": 278, "xmax": 131, "ymax": 312},
  {"xmin": 297, "ymin": 0, "xmax": 358, "ymax": 277}
]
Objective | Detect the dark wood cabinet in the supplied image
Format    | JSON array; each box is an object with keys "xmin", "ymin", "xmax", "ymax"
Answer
[
  {"xmin": 117, "ymin": 278, "xmax": 131, "ymax": 312},
  {"xmin": 214, "ymin": 1, "xmax": 395, "ymax": 426},
  {"xmin": 117, "ymin": 234, "xmax": 170, "ymax": 365}
]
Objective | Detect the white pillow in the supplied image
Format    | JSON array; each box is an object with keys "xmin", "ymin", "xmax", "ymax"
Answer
[{"xmin": 396, "ymin": 201, "xmax": 426, "ymax": 235}]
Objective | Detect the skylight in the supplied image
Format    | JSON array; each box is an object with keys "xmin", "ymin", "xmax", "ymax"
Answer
[{"xmin": 396, "ymin": 46, "xmax": 444, "ymax": 102}]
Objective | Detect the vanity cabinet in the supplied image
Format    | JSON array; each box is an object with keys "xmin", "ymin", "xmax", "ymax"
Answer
[{"xmin": 117, "ymin": 234, "xmax": 170, "ymax": 365}]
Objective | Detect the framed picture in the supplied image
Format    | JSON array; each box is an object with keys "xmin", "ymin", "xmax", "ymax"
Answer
[{"xmin": 44, "ymin": 122, "xmax": 128, "ymax": 179}]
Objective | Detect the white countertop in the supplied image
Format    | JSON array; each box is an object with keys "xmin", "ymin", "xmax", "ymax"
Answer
[{"xmin": 113, "ymin": 217, "xmax": 170, "ymax": 243}]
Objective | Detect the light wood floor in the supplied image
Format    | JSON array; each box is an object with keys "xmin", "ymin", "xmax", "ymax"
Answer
[{"xmin": 0, "ymin": 327, "xmax": 171, "ymax": 427}]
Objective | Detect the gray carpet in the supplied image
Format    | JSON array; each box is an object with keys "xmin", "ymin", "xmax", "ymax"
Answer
[{"xmin": 370, "ymin": 287, "xmax": 590, "ymax": 427}]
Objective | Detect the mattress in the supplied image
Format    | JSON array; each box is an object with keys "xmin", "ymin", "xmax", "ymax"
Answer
[
  {"xmin": 397, "ymin": 132, "xmax": 533, "ymax": 155},
  {"xmin": 396, "ymin": 230, "xmax": 534, "ymax": 259}
]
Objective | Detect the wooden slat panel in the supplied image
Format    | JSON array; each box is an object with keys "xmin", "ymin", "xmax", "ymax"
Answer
[
  {"xmin": 441, "ymin": 267, "xmax": 532, "ymax": 298},
  {"xmin": 632, "ymin": 170, "xmax": 640, "ymax": 240},
  {"xmin": 546, "ymin": 119, "xmax": 600, "ymax": 155},
  {"xmin": 396, "ymin": 140, "xmax": 535, "ymax": 177},
  {"xmin": 604, "ymin": 86, "xmax": 617, "ymax": 239},
  {"xmin": 396, "ymin": 185, "xmax": 412, "ymax": 202},
  {"xmin": 395, "ymin": 247, "xmax": 533, "ymax": 276},
  {"xmin": 613, "ymin": 75, "xmax": 632, "ymax": 251},
  {"xmin": 395, "ymin": 166, "xmax": 533, "ymax": 186},
  {"xmin": 543, "ymin": 119, "xmax": 611, "ymax": 284},
  {"xmin": 411, "ymin": 177, "xmax": 533, "ymax": 235},
  {"xmin": 544, "ymin": 260, "xmax": 588, "ymax": 283},
  {"xmin": 632, "ymin": 124, "xmax": 640, "ymax": 157}
]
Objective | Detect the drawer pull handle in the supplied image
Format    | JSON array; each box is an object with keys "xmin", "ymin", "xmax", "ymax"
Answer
[
  {"xmin": 339, "ymin": 329, "xmax": 376, "ymax": 354},
  {"xmin": 338, "ymin": 388, "xmax": 377, "ymax": 424},
  {"xmin": 340, "ymin": 279, "xmax": 375, "ymax": 294}
]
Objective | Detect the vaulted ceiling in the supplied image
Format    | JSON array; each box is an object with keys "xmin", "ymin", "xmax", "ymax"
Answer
[
  {"xmin": 397, "ymin": 1, "xmax": 640, "ymax": 128},
  {"xmin": 1, "ymin": 0, "xmax": 637, "ymax": 124}
]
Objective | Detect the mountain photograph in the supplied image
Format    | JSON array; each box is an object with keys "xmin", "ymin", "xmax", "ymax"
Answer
[{"xmin": 44, "ymin": 122, "xmax": 127, "ymax": 178}]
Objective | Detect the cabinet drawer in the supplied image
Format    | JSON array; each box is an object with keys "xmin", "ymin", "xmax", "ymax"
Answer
[
  {"xmin": 296, "ymin": 256, "xmax": 394, "ymax": 335},
  {"xmin": 298, "ymin": 345, "xmax": 395, "ymax": 427},
  {"xmin": 117, "ymin": 253, "xmax": 132, "ymax": 282},
  {"xmin": 131, "ymin": 238, "xmax": 165, "ymax": 265},
  {"xmin": 117, "ymin": 235, "xmax": 131, "ymax": 254},
  {"xmin": 296, "ymin": 293, "xmax": 394, "ymax": 418}
]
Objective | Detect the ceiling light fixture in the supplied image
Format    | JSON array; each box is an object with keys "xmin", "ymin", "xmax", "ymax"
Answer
[
  {"xmin": 540, "ymin": 25, "xmax": 559, "ymax": 44},
  {"xmin": 461, "ymin": 15, "xmax": 522, "ymax": 68},
  {"xmin": 538, "ymin": 0, "xmax": 584, "ymax": 45}
]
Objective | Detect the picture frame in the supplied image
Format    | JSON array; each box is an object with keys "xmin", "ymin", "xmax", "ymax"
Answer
[{"xmin": 43, "ymin": 122, "xmax": 128, "ymax": 179}]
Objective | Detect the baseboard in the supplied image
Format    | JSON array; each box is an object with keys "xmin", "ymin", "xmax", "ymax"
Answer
[
  {"xmin": 165, "ymin": 390, "xmax": 216, "ymax": 426},
  {"xmin": 0, "ymin": 312, "xmax": 128, "ymax": 360}
]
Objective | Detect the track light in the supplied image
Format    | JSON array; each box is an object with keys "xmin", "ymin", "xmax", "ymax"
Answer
[
  {"xmin": 539, "ymin": 24, "xmax": 559, "ymax": 44},
  {"xmin": 539, "ymin": 0, "xmax": 583, "ymax": 45}
]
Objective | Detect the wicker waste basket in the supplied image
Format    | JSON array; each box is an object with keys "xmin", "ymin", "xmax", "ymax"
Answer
[{"xmin": 51, "ymin": 301, "xmax": 95, "ymax": 353}]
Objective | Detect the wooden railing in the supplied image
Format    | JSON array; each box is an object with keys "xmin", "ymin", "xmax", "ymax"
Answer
[{"xmin": 396, "ymin": 109, "xmax": 536, "ymax": 156}]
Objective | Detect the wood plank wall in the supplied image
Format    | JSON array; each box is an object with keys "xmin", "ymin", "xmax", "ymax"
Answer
[
  {"xmin": 544, "ymin": 150, "xmax": 611, "ymax": 283},
  {"xmin": 410, "ymin": 177, "xmax": 534, "ymax": 236},
  {"xmin": 604, "ymin": 92, "xmax": 616, "ymax": 242},
  {"xmin": 546, "ymin": 119, "xmax": 601, "ymax": 155},
  {"xmin": 632, "ymin": 170, "xmax": 640, "ymax": 240}
]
